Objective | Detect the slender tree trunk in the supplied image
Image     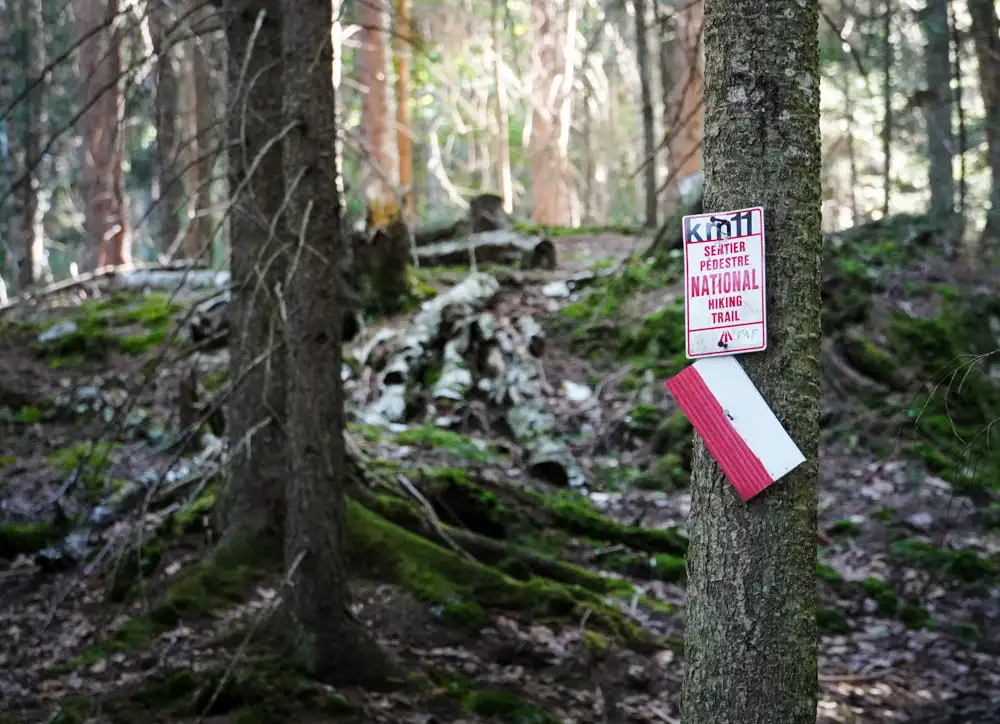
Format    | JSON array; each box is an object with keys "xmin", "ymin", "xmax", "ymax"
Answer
[
  {"xmin": 949, "ymin": 0, "xmax": 966, "ymax": 226},
  {"xmin": 78, "ymin": 0, "xmax": 130, "ymax": 269},
  {"xmin": 919, "ymin": 0, "xmax": 955, "ymax": 219},
  {"xmin": 149, "ymin": 1, "xmax": 183, "ymax": 257},
  {"xmin": 492, "ymin": 0, "xmax": 513, "ymax": 214},
  {"xmin": 528, "ymin": 0, "xmax": 579, "ymax": 225},
  {"xmin": 634, "ymin": 0, "xmax": 657, "ymax": 227},
  {"xmin": 279, "ymin": 0, "xmax": 396, "ymax": 684},
  {"xmin": 184, "ymin": 3, "xmax": 216, "ymax": 261},
  {"xmin": 882, "ymin": 0, "xmax": 893, "ymax": 218},
  {"xmin": 843, "ymin": 65, "xmax": 859, "ymax": 226},
  {"xmin": 395, "ymin": 0, "xmax": 414, "ymax": 217},
  {"xmin": 355, "ymin": 0, "xmax": 395, "ymax": 213},
  {"xmin": 20, "ymin": 0, "xmax": 50, "ymax": 288},
  {"xmin": 218, "ymin": 0, "xmax": 287, "ymax": 553},
  {"xmin": 968, "ymin": 0, "xmax": 1000, "ymax": 250},
  {"xmin": 0, "ymin": 0, "xmax": 15, "ymax": 280},
  {"xmin": 665, "ymin": 0, "xmax": 703, "ymax": 210},
  {"xmin": 681, "ymin": 0, "xmax": 821, "ymax": 722}
]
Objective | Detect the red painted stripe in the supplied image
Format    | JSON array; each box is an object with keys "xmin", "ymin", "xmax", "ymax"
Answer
[{"xmin": 665, "ymin": 366, "xmax": 775, "ymax": 500}]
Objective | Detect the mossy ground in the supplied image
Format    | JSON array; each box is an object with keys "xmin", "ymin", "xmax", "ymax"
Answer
[{"xmin": 30, "ymin": 292, "xmax": 183, "ymax": 363}]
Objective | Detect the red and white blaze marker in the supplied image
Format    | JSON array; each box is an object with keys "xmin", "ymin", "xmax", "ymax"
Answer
[{"xmin": 665, "ymin": 356, "xmax": 805, "ymax": 500}]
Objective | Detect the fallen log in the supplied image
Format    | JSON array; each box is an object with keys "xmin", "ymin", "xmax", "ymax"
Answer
[{"xmin": 413, "ymin": 230, "xmax": 556, "ymax": 270}]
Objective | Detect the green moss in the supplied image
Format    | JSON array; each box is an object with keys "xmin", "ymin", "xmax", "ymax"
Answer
[
  {"xmin": 33, "ymin": 293, "xmax": 181, "ymax": 361},
  {"xmin": 816, "ymin": 563, "xmax": 841, "ymax": 582},
  {"xmin": 463, "ymin": 690, "xmax": 558, "ymax": 723},
  {"xmin": 0, "ymin": 520, "xmax": 68, "ymax": 558},
  {"xmin": 106, "ymin": 538, "xmax": 166, "ymax": 601},
  {"xmin": 172, "ymin": 487, "xmax": 216, "ymax": 535},
  {"xmin": 47, "ymin": 441, "xmax": 122, "ymax": 503},
  {"xmin": 826, "ymin": 519, "xmax": 861, "ymax": 537},
  {"xmin": 861, "ymin": 577, "xmax": 898, "ymax": 615},
  {"xmin": 544, "ymin": 492, "xmax": 688, "ymax": 556},
  {"xmin": 900, "ymin": 603, "xmax": 932, "ymax": 629},
  {"xmin": 514, "ymin": 222, "xmax": 639, "ymax": 238},
  {"xmin": 890, "ymin": 538, "xmax": 998, "ymax": 582},
  {"xmin": 13, "ymin": 405, "xmax": 43, "ymax": 423},
  {"xmin": 840, "ymin": 332, "xmax": 904, "ymax": 389},
  {"xmin": 429, "ymin": 669, "xmax": 559, "ymax": 723},
  {"xmin": 952, "ymin": 622, "xmax": 981, "ymax": 640},
  {"xmin": 202, "ymin": 368, "xmax": 229, "ymax": 392},
  {"xmin": 133, "ymin": 659, "xmax": 353, "ymax": 720},
  {"xmin": 0, "ymin": 455, "xmax": 15, "ymax": 468},
  {"xmin": 72, "ymin": 540, "xmax": 274, "ymax": 668},
  {"xmin": 119, "ymin": 329, "xmax": 166, "ymax": 354},
  {"xmin": 817, "ymin": 607, "xmax": 850, "ymax": 634},
  {"xmin": 396, "ymin": 425, "xmax": 502, "ymax": 463},
  {"xmin": 346, "ymin": 502, "xmax": 647, "ymax": 643}
]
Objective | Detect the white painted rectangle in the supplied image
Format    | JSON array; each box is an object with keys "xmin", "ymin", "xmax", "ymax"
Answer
[{"xmin": 682, "ymin": 206, "xmax": 767, "ymax": 359}]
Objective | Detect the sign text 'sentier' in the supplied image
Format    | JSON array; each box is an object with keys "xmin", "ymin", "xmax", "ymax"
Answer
[{"xmin": 682, "ymin": 206, "xmax": 766, "ymax": 359}]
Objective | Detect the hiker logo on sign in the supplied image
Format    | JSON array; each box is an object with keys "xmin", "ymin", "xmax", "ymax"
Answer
[{"xmin": 681, "ymin": 206, "xmax": 767, "ymax": 359}]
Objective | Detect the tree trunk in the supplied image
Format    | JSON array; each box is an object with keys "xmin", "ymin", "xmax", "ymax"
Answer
[
  {"xmin": 178, "ymin": 3, "xmax": 215, "ymax": 262},
  {"xmin": 280, "ymin": 0, "xmax": 396, "ymax": 684},
  {"xmin": 664, "ymin": 0, "xmax": 703, "ymax": 211},
  {"xmin": 149, "ymin": 1, "xmax": 183, "ymax": 258},
  {"xmin": 634, "ymin": 0, "xmax": 657, "ymax": 228},
  {"xmin": 681, "ymin": 0, "xmax": 821, "ymax": 722},
  {"xmin": 355, "ymin": 0, "xmax": 396, "ymax": 216},
  {"xmin": 528, "ymin": 0, "xmax": 579, "ymax": 225},
  {"xmin": 217, "ymin": 0, "xmax": 287, "ymax": 554},
  {"xmin": 881, "ymin": 0, "xmax": 893, "ymax": 218},
  {"xmin": 395, "ymin": 0, "xmax": 414, "ymax": 217},
  {"xmin": 968, "ymin": 0, "xmax": 1000, "ymax": 250},
  {"xmin": 492, "ymin": 0, "xmax": 513, "ymax": 215},
  {"xmin": 19, "ymin": 0, "xmax": 50, "ymax": 288},
  {"xmin": 78, "ymin": 0, "xmax": 130, "ymax": 269},
  {"xmin": 0, "ymin": 0, "xmax": 14, "ymax": 280},
  {"xmin": 919, "ymin": 0, "xmax": 955, "ymax": 219}
]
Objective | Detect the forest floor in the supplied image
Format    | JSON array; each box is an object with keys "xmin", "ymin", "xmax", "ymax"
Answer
[{"xmin": 1, "ymin": 218, "xmax": 1000, "ymax": 723}]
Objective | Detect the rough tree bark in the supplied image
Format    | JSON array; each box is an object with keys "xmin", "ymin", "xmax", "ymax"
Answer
[
  {"xmin": 19, "ymin": 0, "xmax": 51, "ymax": 288},
  {"xmin": 919, "ymin": 0, "xmax": 955, "ymax": 219},
  {"xmin": 217, "ymin": 0, "xmax": 287, "ymax": 553},
  {"xmin": 280, "ymin": 0, "xmax": 396, "ymax": 684},
  {"xmin": 664, "ymin": 0, "xmax": 703, "ymax": 211},
  {"xmin": 78, "ymin": 0, "xmax": 130, "ymax": 268},
  {"xmin": 528, "ymin": 0, "xmax": 579, "ymax": 225},
  {"xmin": 968, "ymin": 0, "xmax": 1000, "ymax": 250},
  {"xmin": 634, "ymin": 0, "xmax": 657, "ymax": 228},
  {"xmin": 681, "ymin": 0, "xmax": 821, "ymax": 722},
  {"xmin": 149, "ymin": 1, "xmax": 183, "ymax": 256}
]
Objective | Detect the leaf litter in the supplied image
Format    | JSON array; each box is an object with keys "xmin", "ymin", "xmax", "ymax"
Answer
[{"xmin": 0, "ymin": 229, "xmax": 998, "ymax": 722}]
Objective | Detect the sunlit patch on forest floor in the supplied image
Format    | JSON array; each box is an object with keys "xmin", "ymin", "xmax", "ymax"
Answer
[{"xmin": 1, "ymin": 222, "xmax": 999, "ymax": 723}]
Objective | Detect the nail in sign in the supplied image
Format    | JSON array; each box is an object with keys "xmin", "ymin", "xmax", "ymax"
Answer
[{"xmin": 682, "ymin": 206, "xmax": 766, "ymax": 359}]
